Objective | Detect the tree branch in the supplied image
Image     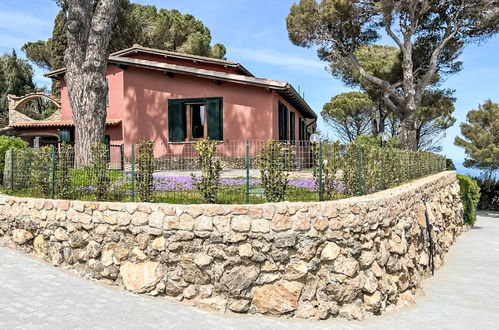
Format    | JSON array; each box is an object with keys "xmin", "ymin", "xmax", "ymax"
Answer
[
  {"xmin": 382, "ymin": 92, "xmax": 404, "ymax": 118},
  {"xmin": 65, "ymin": 0, "xmax": 91, "ymax": 74},
  {"xmin": 85, "ymin": 0, "xmax": 119, "ymax": 67},
  {"xmin": 346, "ymin": 53, "xmax": 404, "ymax": 107},
  {"xmin": 415, "ymin": 7, "xmax": 464, "ymax": 104}
]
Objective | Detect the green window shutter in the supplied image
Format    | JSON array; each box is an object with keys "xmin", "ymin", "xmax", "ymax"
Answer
[
  {"xmin": 299, "ymin": 119, "xmax": 304, "ymax": 141},
  {"xmin": 290, "ymin": 112, "xmax": 295, "ymax": 141},
  {"xmin": 168, "ymin": 100, "xmax": 186, "ymax": 142},
  {"xmin": 207, "ymin": 98, "xmax": 223, "ymax": 141},
  {"xmin": 59, "ymin": 128, "xmax": 72, "ymax": 143},
  {"xmin": 283, "ymin": 105, "xmax": 289, "ymax": 141},
  {"xmin": 278, "ymin": 102, "xmax": 285, "ymax": 141}
]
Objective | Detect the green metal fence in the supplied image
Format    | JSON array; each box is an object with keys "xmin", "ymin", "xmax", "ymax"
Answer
[{"xmin": 2, "ymin": 140, "xmax": 447, "ymax": 204}]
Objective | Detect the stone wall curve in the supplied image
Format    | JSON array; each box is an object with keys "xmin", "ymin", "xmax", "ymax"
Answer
[{"xmin": 0, "ymin": 171, "xmax": 465, "ymax": 320}]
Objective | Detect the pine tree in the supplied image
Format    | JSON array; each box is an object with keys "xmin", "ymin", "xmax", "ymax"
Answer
[
  {"xmin": 50, "ymin": 10, "xmax": 67, "ymax": 95},
  {"xmin": 0, "ymin": 51, "xmax": 36, "ymax": 119},
  {"xmin": 455, "ymin": 100, "xmax": 499, "ymax": 180},
  {"xmin": 23, "ymin": 2, "xmax": 227, "ymax": 77},
  {"xmin": 286, "ymin": 0, "xmax": 499, "ymax": 150}
]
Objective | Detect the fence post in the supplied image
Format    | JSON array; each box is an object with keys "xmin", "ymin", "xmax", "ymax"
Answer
[
  {"xmin": 245, "ymin": 140, "xmax": 250, "ymax": 204},
  {"xmin": 356, "ymin": 145, "xmax": 364, "ymax": 196},
  {"xmin": 10, "ymin": 149, "xmax": 14, "ymax": 192},
  {"xmin": 380, "ymin": 146, "xmax": 386, "ymax": 190},
  {"xmin": 131, "ymin": 144, "xmax": 135, "ymax": 202},
  {"xmin": 120, "ymin": 144, "xmax": 125, "ymax": 171},
  {"xmin": 318, "ymin": 141, "xmax": 324, "ymax": 201},
  {"xmin": 51, "ymin": 146, "xmax": 56, "ymax": 199}
]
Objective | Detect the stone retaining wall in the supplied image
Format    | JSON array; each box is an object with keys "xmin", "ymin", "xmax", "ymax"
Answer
[{"xmin": 0, "ymin": 171, "xmax": 464, "ymax": 320}]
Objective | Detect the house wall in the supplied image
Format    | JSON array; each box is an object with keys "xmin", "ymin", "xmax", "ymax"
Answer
[
  {"xmin": 57, "ymin": 64, "xmax": 309, "ymax": 156},
  {"xmin": 122, "ymin": 66, "xmax": 307, "ymax": 156},
  {"xmin": 59, "ymin": 65, "xmax": 126, "ymax": 145}
]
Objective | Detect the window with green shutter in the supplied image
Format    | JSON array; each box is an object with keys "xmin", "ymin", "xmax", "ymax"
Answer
[
  {"xmin": 59, "ymin": 128, "xmax": 72, "ymax": 143},
  {"xmin": 168, "ymin": 99, "xmax": 186, "ymax": 142},
  {"xmin": 278, "ymin": 102, "xmax": 289, "ymax": 141},
  {"xmin": 299, "ymin": 118, "xmax": 307, "ymax": 141},
  {"xmin": 207, "ymin": 98, "xmax": 223, "ymax": 140},
  {"xmin": 168, "ymin": 97, "xmax": 223, "ymax": 142},
  {"xmin": 290, "ymin": 112, "xmax": 295, "ymax": 141}
]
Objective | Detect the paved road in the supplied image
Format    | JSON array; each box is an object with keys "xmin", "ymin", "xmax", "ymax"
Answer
[{"xmin": 1, "ymin": 213, "xmax": 498, "ymax": 330}]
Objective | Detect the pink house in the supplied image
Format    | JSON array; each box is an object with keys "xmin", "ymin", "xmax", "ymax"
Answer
[{"xmin": 9, "ymin": 45, "xmax": 317, "ymax": 157}]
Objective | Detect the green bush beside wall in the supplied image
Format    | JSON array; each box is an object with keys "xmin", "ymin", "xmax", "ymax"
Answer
[{"xmin": 457, "ymin": 174, "xmax": 481, "ymax": 225}]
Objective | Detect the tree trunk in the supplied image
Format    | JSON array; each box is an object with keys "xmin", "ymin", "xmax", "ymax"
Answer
[
  {"xmin": 68, "ymin": 75, "xmax": 108, "ymax": 166},
  {"xmin": 64, "ymin": 0, "xmax": 119, "ymax": 166},
  {"xmin": 399, "ymin": 40, "xmax": 418, "ymax": 150},
  {"xmin": 398, "ymin": 111, "xmax": 418, "ymax": 150}
]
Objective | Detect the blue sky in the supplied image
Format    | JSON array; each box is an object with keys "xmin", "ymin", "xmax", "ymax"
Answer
[{"xmin": 1, "ymin": 0, "xmax": 498, "ymax": 167}]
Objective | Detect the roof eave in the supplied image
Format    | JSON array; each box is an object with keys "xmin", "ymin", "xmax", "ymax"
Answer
[
  {"xmin": 111, "ymin": 46, "xmax": 256, "ymax": 76},
  {"xmin": 109, "ymin": 56, "xmax": 288, "ymax": 89},
  {"xmin": 277, "ymin": 84, "xmax": 317, "ymax": 119},
  {"xmin": 44, "ymin": 68, "xmax": 65, "ymax": 79},
  {"xmin": 44, "ymin": 56, "xmax": 317, "ymax": 119}
]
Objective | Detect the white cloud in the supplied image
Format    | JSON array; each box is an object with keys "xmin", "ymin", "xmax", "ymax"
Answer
[
  {"xmin": 252, "ymin": 29, "xmax": 273, "ymax": 38},
  {"xmin": 230, "ymin": 47, "xmax": 325, "ymax": 72},
  {"xmin": 0, "ymin": 10, "xmax": 52, "ymax": 36}
]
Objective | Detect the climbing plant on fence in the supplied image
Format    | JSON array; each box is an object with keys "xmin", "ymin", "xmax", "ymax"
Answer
[
  {"xmin": 136, "ymin": 140, "xmax": 155, "ymax": 202},
  {"xmin": 313, "ymin": 141, "xmax": 343, "ymax": 200},
  {"xmin": 90, "ymin": 143, "xmax": 110, "ymax": 201},
  {"xmin": 194, "ymin": 138, "xmax": 222, "ymax": 203},
  {"xmin": 57, "ymin": 143, "xmax": 73, "ymax": 199},
  {"xmin": 312, "ymin": 142, "xmax": 447, "ymax": 198},
  {"xmin": 2, "ymin": 139, "xmax": 447, "ymax": 204},
  {"xmin": 258, "ymin": 140, "xmax": 290, "ymax": 202},
  {"xmin": 29, "ymin": 146, "xmax": 53, "ymax": 197}
]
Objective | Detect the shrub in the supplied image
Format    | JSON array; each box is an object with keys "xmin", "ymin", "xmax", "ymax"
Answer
[
  {"xmin": 57, "ymin": 143, "xmax": 73, "ymax": 199},
  {"xmin": 473, "ymin": 177, "xmax": 499, "ymax": 211},
  {"xmin": 339, "ymin": 143, "xmax": 361, "ymax": 195},
  {"xmin": 90, "ymin": 143, "xmax": 110, "ymax": 201},
  {"xmin": 457, "ymin": 174, "xmax": 481, "ymax": 225},
  {"xmin": 29, "ymin": 146, "xmax": 53, "ymax": 197},
  {"xmin": 0, "ymin": 136, "xmax": 27, "ymax": 185},
  {"xmin": 313, "ymin": 141, "xmax": 344, "ymax": 200},
  {"xmin": 259, "ymin": 140, "xmax": 289, "ymax": 202},
  {"xmin": 136, "ymin": 140, "xmax": 155, "ymax": 202},
  {"xmin": 193, "ymin": 138, "xmax": 222, "ymax": 203}
]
